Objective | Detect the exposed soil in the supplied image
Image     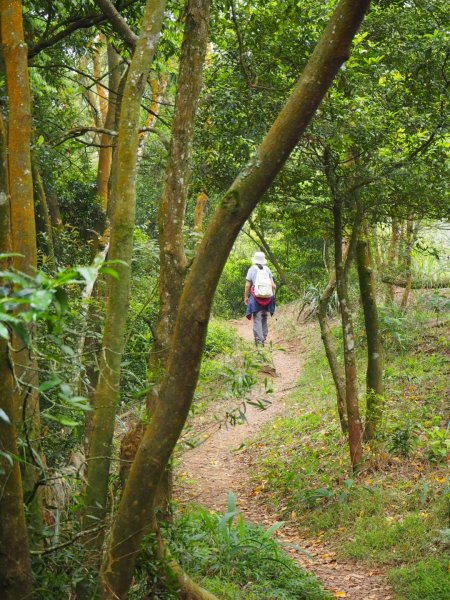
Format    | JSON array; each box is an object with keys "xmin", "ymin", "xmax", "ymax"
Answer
[{"xmin": 175, "ymin": 313, "xmax": 393, "ymax": 599}]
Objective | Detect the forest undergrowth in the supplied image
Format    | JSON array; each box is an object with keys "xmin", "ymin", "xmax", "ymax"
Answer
[{"xmin": 246, "ymin": 296, "xmax": 450, "ymax": 600}]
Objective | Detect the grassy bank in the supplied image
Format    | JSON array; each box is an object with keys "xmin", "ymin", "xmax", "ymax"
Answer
[{"xmin": 248, "ymin": 300, "xmax": 450, "ymax": 599}]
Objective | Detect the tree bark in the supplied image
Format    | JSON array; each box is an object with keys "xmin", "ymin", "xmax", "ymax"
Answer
[
  {"xmin": 96, "ymin": 44, "xmax": 121, "ymax": 210},
  {"xmin": 1, "ymin": 0, "xmax": 44, "ymax": 543},
  {"xmin": 151, "ymin": 0, "xmax": 211, "ymax": 389},
  {"xmin": 333, "ymin": 197, "xmax": 363, "ymax": 470},
  {"xmin": 0, "ymin": 102, "xmax": 34, "ymax": 600},
  {"xmin": 100, "ymin": 2, "xmax": 371, "ymax": 596},
  {"xmin": 318, "ymin": 266, "xmax": 348, "ymax": 434},
  {"xmin": 357, "ymin": 224, "xmax": 384, "ymax": 441},
  {"xmin": 32, "ymin": 156, "xmax": 56, "ymax": 268},
  {"xmin": 384, "ymin": 219, "xmax": 399, "ymax": 303},
  {"xmin": 82, "ymin": 0, "xmax": 166, "ymax": 551},
  {"xmin": 119, "ymin": 0, "xmax": 211, "ymax": 520},
  {"xmin": 400, "ymin": 219, "xmax": 417, "ymax": 309}
]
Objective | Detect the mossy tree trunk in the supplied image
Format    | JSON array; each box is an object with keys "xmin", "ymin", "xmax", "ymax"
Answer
[
  {"xmin": 119, "ymin": 0, "xmax": 211, "ymax": 514},
  {"xmin": 0, "ymin": 101, "xmax": 33, "ymax": 600},
  {"xmin": 384, "ymin": 218, "xmax": 399, "ymax": 304},
  {"xmin": 83, "ymin": 0, "xmax": 167, "ymax": 550},
  {"xmin": 318, "ymin": 266, "xmax": 348, "ymax": 433},
  {"xmin": 400, "ymin": 219, "xmax": 417, "ymax": 309},
  {"xmin": 150, "ymin": 0, "xmax": 211, "ymax": 396},
  {"xmin": 357, "ymin": 224, "xmax": 384, "ymax": 440},
  {"xmin": 333, "ymin": 196, "xmax": 364, "ymax": 470},
  {"xmin": 100, "ymin": 2, "xmax": 371, "ymax": 596},
  {"xmin": 1, "ymin": 0, "xmax": 43, "ymax": 543}
]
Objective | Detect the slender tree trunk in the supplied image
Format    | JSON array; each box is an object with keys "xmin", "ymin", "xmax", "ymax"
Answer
[
  {"xmin": 120, "ymin": 0, "xmax": 211, "ymax": 520},
  {"xmin": 32, "ymin": 157, "xmax": 56, "ymax": 268},
  {"xmin": 333, "ymin": 197, "xmax": 363, "ymax": 470},
  {"xmin": 82, "ymin": 0, "xmax": 167, "ymax": 551},
  {"xmin": 400, "ymin": 219, "xmax": 416, "ymax": 309},
  {"xmin": 318, "ymin": 267, "xmax": 348, "ymax": 433},
  {"xmin": 1, "ymin": 0, "xmax": 43, "ymax": 543},
  {"xmin": 0, "ymin": 104, "xmax": 34, "ymax": 600},
  {"xmin": 96, "ymin": 44, "xmax": 121, "ymax": 210},
  {"xmin": 384, "ymin": 219, "xmax": 399, "ymax": 304},
  {"xmin": 150, "ymin": 0, "xmax": 211, "ymax": 391},
  {"xmin": 357, "ymin": 224, "xmax": 384, "ymax": 440},
  {"xmin": 100, "ymin": 2, "xmax": 371, "ymax": 596},
  {"xmin": 136, "ymin": 75, "xmax": 166, "ymax": 164}
]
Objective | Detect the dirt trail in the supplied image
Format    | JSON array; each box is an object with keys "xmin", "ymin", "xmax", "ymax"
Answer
[{"xmin": 176, "ymin": 316, "xmax": 393, "ymax": 599}]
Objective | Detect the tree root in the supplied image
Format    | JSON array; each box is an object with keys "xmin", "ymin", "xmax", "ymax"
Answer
[{"xmin": 156, "ymin": 530, "xmax": 219, "ymax": 600}]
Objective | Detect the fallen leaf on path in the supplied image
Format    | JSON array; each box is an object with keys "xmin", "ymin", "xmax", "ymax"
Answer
[{"xmin": 333, "ymin": 592, "xmax": 347, "ymax": 598}]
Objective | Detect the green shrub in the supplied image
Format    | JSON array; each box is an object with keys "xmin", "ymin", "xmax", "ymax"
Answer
[
  {"xmin": 204, "ymin": 319, "xmax": 237, "ymax": 357},
  {"xmin": 388, "ymin": 557, "xmax": 450, "ymax": 600},
  {"xmin": 167, "ymin": 495, "xmax": 331, "ymax": 600}
]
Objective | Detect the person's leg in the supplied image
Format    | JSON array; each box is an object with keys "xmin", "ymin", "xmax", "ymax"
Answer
[
  {"xmin": 252, "ymin": 310, "xmax": 265, "ymax": 345},
  {"xmin": 261, "ymin": 310, "xmax": 269, "ymax": 342}
]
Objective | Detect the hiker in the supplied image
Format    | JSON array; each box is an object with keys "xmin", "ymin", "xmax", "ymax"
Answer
[{"xmin": 244, "ymin": 251, "xmax": 276, "ymax": 346}]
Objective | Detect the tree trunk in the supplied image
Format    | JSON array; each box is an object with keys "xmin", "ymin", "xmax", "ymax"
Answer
[
  {"xmin": 120, "ymin": 0, "xmax": 211, "ymax": 520},
  {"xmin": 400, "ymin": 219, "xmax": 417, "ymax": 309},
  {"xmin": 333, "ymin": 197, "xmax": 363, "ymax": 470},
  {"xmin": 151, "ymin": 0, "xmax": 211, "ymax": 390},
  {"xmin": 82, "ymin": 0, "xmax": 167, "ymax": 551},
  {"xmin": 0, "ymin": 103, "xmax": 34, "ymax": 600},
  {"xmin": 100, "ymin": 2, "xmax": 371, "ymax": 596},
  {"xmin": 1, "ymin": 0, "xmax": 44, "ymax": 544},
  {"xmin": 384, "ymin": 219, "xmax": 399, "ymax": 304},
  {"xmin": 32, "ymin": 156, "xmax": 56, "ymax": 268},
  {"xmin": 318, "ymin": 267, "xmax": 348, "ymax": 434},
  {"xmin": 96, "ymin": 44, "xmax": 121, "ymax": 210},
  {"xmin": 357, "ymin": 225, "xmax": 384, "ymax": 441}
]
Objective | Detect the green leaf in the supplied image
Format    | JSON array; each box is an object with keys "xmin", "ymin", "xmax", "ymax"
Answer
[
  {"xmin": 265, "ymin": 521, "xmax": 285, "ymax": 536},
  {"xmin": 227, "ymin": 490, "xmax": 237, "ymax": 513},
  {"xmin": 43, "ymin": 413, "xmax": 79, "ymax": 427},
  {"xmin": 39, "ymin": 378, "xmax": 62, "ymax": 393}
]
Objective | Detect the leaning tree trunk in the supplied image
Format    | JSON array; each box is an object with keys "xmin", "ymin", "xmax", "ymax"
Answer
[
  {"xmin": 100, "ymin": 2, "xmax": 371, "ymax": 597},
  {"xmin": 1, "ymin": 0, "xmax": 43, "ymax": 544},
  {"xmin": 82, "ymin": 0, "xmax": 167, "ymax": 551},
  {"xmin": 357, "ymin": 224, "xmax": 384, "ymax": 441},
  {"xmin": 318, "ymin": 266, "xmax": 348, "ymax": 433},
  {"xmin": 0, "ymin": 101, "xmax": 34, "ymax": 600}
]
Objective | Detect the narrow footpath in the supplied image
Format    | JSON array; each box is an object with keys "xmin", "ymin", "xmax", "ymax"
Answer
[{"xmin": 176, "ymin": 314, "xmax": 393, "ymax": 600}]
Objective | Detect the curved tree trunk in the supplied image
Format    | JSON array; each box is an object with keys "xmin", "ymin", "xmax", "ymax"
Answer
[
  {"xmin": 83, "ymin": 0, "xmax": 167, "ymax": 551},
  {"xmin": 357, "ymin": 225, "xmax": 384, "ymax": 441},
  {"xmin": 100, "ymin": 2, "xmax": 371, "ymax": 596}
]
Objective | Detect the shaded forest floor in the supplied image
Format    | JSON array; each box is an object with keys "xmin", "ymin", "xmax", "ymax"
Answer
[{"xmin": 175, "ymin": 306, "xmax": 394, "ymax": 599}]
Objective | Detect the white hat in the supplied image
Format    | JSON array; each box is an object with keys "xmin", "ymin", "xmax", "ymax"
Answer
[{"xmin": 252, "ymin": 251, "xmax": 267, "ymax": 265}]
